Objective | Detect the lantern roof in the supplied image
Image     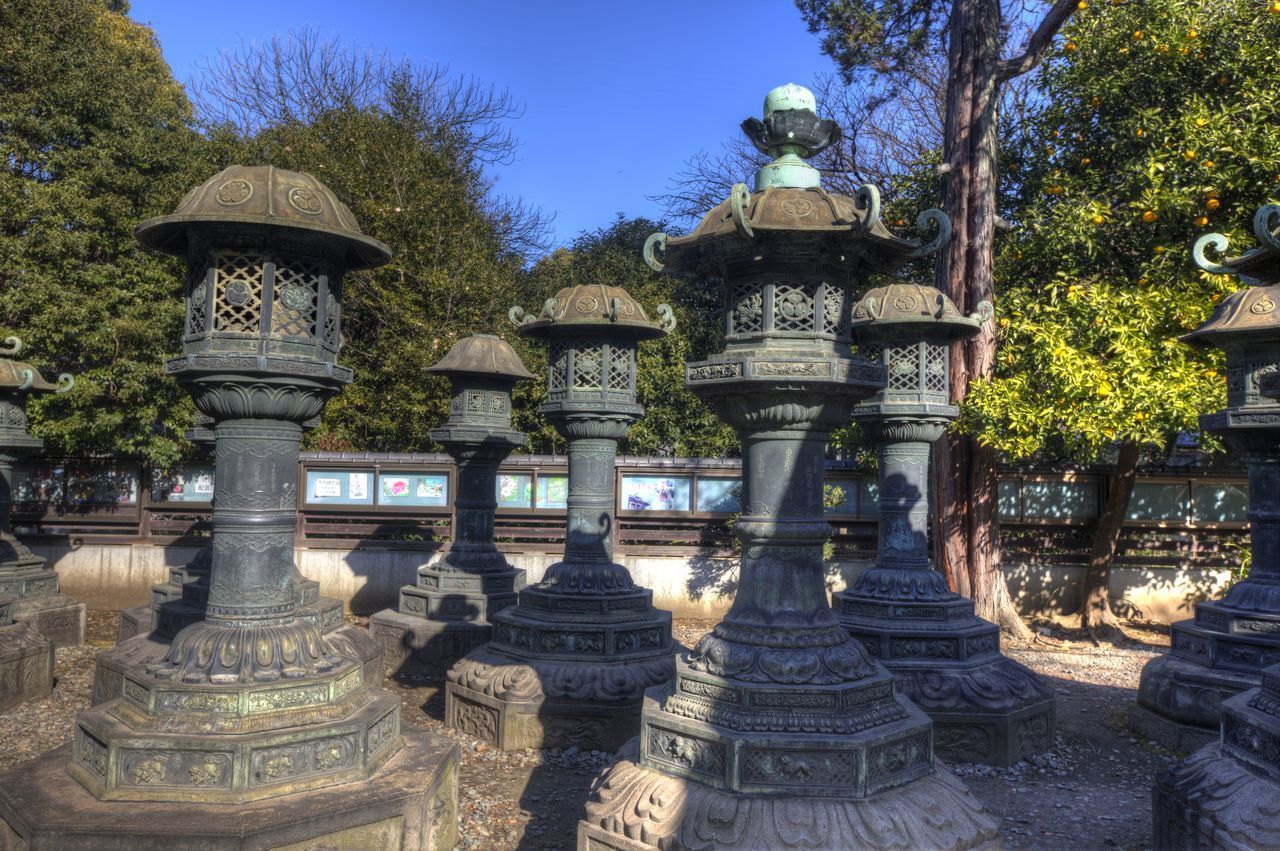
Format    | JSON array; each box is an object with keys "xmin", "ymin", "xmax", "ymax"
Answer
[
  {"xmin": 136, "ymin": 165, "xmax": 391, "ymax": 270},
  {"xmin": 0, "ymin": 337, "xmax": 73, "ymax": 395},
  {"xmin": 426, "ymin": 334, "xmax": 535, "ymax": 382},
  {"xmin": 1185, "ymin": 205, "xmax": 1280, "ymax": 348},
  {"xmin": 509, "ymin": 284, "xmax": 675, "ymax": 341},
  {"xmin": 851, "ymin": 284, "xmax": 987, "ymax": 342},
  {"xmin": 643, "ymin": 85, "xmax": 950, "ymax": 278}
]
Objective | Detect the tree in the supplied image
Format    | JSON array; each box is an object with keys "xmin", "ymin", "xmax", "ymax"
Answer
[
  {"xmin": 960, "ymin": 0, "xmax": 1280, "ymax": 632},
  {"xmin": 798, "ymin": 0, "xmax": 1078, "ymax": 636},
  {"xmin": 190, "ymin": 31, "xmax": 551, "ymax": 452},
  {"xmin": 518, "ymin": 217, "xmax": 737, "ymax": 458},
  {"xmin": 0, "ymin": 0, "xmax": 222, "ymax": 465}
]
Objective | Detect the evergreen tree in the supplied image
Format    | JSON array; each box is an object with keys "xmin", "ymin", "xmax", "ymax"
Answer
[{"xmin": 0, "ymin": 0, "xmax": 220, "ymax": 464}]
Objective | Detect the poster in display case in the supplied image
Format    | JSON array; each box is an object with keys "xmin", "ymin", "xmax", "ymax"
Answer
[
  {"xmin": 305, "ymin": 469, "xmax": 375, "ymax": 505},
  {"xmin": 378, "ymin": 472, "xmax": 449, "ymax": 507},
  {"xmin": 496, "ymin": 473, "xmax": 533, "ymax": 509},
  {"xmin": 536, "ymin": 475, "xmax": 567, "ymax": 509},
  {"xmin": 619, "ymin": 475, "xmax": 691, "ymax": 512}
]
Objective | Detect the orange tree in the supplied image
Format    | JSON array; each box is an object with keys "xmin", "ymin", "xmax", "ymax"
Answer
[{"xmin": 959, "ymin": 0, "xmax": 1280, "ymax": 632}]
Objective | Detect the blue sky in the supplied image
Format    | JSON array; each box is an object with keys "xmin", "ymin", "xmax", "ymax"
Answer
[{"xmin": 129, "ymin": 0, "xmax": 838, "ymax": 251}]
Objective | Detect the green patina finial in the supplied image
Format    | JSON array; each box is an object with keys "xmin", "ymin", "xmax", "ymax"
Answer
[{"xmin": 741, "ymin": 83, "xmax": 841, "ymax": 191}]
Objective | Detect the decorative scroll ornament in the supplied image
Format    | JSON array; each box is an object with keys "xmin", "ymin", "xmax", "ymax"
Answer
[
  {"xmin": 1255, "ymin": 203, "xmax": 1280, "ymax": 253},
  {"xmin": 907, "ymin": 209, "xmax": 953, "ymax": 259},
  {"xmin": 643, "ymin": 232, "xmax": 667, "ymax": 273},
  {"xmin": 854, "ymin": 184, "xmax": 881, "ymax": 233},
  {"xmin": 730, "ymin": 183, "xmax": 755, "ymax": 238},
  {"xmin": 969, "ymin": 300, "xmax": 995, "ymax": 326},
  {"xmin": 508, "ymin": 305, "xmax": 535, "ymax": 328},
  {"xmin": 1194, "ymin": 232, "xmax": 1235, "ymax": 277},
  {"xmin": 656, "ymin": 303, "xmax": 677, "ymax": 333},
  {"xmin": 0, "ymin": 336, "xmax": 21, "ymax": 357}
]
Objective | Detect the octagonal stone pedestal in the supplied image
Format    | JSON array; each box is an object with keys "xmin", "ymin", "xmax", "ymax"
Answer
[
  {"xmin": 0, "ymin": 598, "xmax": 52, "ymax": 712},
  {"xmin": 0, "ymin": 727, "xmax": 457, "ymax": 850}
]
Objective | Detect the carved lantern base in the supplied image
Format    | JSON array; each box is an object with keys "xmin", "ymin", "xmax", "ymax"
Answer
[
  {"xmin": 0, "ymin": 597, "xmax": 53, "ymax": 712},
  {"xmin": 838, "ymin": 580, "xmax": 1056, "ymax": 766},
  {"xmin": 0, "ymin": 538, "xmax": 85, "ymax": 649},
  {"xmin": 369, "ymin": 559, "xmax": 525, "ymax": 673},
  {"xmin": 579, "ymin": 711, "xmax": 1000, "ymax": 851},
  {"xmin": 1152, "ymin": 663, "xmax": 1280, "ymax": 849},
  {"xmin": 96, "ymin": 555, "xmax": 351, "ymax": 706},
  {"xmin": 0, "ymin": 727, "xmax": 457, "ymax": 850},
  {"xmin": 445, "ymin": 584, "xmax": 675, "ymax": 752}
]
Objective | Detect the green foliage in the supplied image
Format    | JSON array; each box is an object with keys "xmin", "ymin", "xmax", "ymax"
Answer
[
  {"xmin": 0, "ymin": 0, "xmax": 221, "ymax": 464},
  {"xmin": 959, "ymin": 0, "xmax": 1280, "ymax": 462},
  {"xmin": 193, "ymin": 35, "xmax": 543, "ymax": 453},
  {"xmin": 796, "ymin": 0, "xmax": 944, "ymax": 82},
  {"xmin": 519, "ymin": 217, "xmax": 737, "ymax": 457}
]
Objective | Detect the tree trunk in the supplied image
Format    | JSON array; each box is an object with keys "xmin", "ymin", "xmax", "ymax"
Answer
[
  {"xmin": 933, "ymin": 0, "xmax": 1032, "ymax": 638},
  {"xmin": 1080, "ymin": 439, "xmax": 1140, "ymax": 633}
]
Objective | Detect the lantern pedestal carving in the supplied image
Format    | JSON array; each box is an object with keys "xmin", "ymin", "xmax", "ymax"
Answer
[
  {"xmin": 372, "ymin": 336, "xmax": 534, "ymax": 674},
  {"xmin": 446, "ymin": 289, "xmax": 677, "ymax": 752},
  {"xmin": 0, "ymin": 597, "xmax": 52, "ymax": 711},
  {"xmin": 581, "ymin": 85, "xmax": 997, "ymax": 849},
  {"xmin": 0, "ymin": 727, "xmax": 457, "ymax": 851}
]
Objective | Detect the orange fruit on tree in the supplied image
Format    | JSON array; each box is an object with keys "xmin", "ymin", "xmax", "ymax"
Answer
[
  {"xmin": 1195, "ymin": 215, "xmax": 1209, "ymax": 227},
  {"xmin": 1092, "ymin": 214, "xmax": 1105, "ymax": 225},
  {"xmin": 1206, "ymin": 198, "xmax": 1221, "ymax": 211},
  {"xmin": 1142, "ymin": 210, "xmax": 1158, "ymax": 223}
]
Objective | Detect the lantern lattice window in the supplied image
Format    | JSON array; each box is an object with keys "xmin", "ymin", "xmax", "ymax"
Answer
[
  {"xmin": 607, "ymin": 347, "xmax": 632, "ymax": 391},
  {"xmin": 321, "ymin": 294, "xmax": 340, "ymax": 349},
  {"xmin": 886, "ymin": 344, "xmax": 918, "ymax": 391},
  {"xmin": 572, "ymin": 345, "xmax": 604, "ymax": 390},
  {"xmin": 213, "ymin": 253, "xmax": 265, "ymax": 334},
  {"xmin": 773, "ymin": 283, "xmax": 815, "ymax": 332},
  {"xmin": 924, "ymin": 343, "xmax": 948, "ymax": 393},
  {"xmin": 549, "ymin": 342, "xmax": 569, "ymax": 390},
  {"xmin": 270, "ymin": 259, "xmax": 320, "ymax": 338},
  {"xmin": 187, "ymin": 268, "xmax": 209, "ymax": 337},
  {"xmin": 730, "ymin": 282, "xmax": 765, "ymax": 334},
  {"xmin": 822, "ymin": 286, "xmax": 846, "ymax": 336},
  {"xmin": 466, "ymin": 390, "xmax": 485, "ymax": 414}
]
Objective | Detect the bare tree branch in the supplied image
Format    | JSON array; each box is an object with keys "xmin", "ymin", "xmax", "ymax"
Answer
[{"xmin": 997, "ymin": 0, "xmax": 1078, "ymax": 81}]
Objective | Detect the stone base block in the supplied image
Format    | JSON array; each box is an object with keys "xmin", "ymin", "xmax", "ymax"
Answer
[
  {"xmin": 929, "ymin": 699, "xmax": 1056, "ymax": 767},
  {"xmin": 446, "ymin": 680, "xmax": 641, "ymax": 752},
  {"xmin": 14, "ymin": 596, "xmax": 84, "ymax": 648},
  {"xmin": 1135, "ymin": 652, "xmax": 1258, "ymax": 745},
  {"xmin": 0, "ymin": 622, "xmax": 53, "ymax": 712},
  {"xmin": 577, "ymin": 739, "xmax": 1000, "ymax": 851},
  {"xmin": 117, "ymin": 604, "xmax": 153, "ymax": 643},
  {"xmin": 1128, "ymin": 700, "xmax": 1218, "ymax": 754},
  {"xmin": 1152, "ymin": 742, "xmax": 1280, "ymax": 850},
  {"xmin": 370, "ymin": 609, "xmax": 493, "ymax": 675},
  {"xmin": 0, "ymin": 728, "xmax": 459, "ymax": 851}
]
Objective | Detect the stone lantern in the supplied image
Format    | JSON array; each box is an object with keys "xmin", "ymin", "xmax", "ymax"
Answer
[
  {"xmin": 578, "ymin": 85, "xmax": 997, "ymax": 850},
  {"xmin": 1131, "ymin": 203, "xmax": 1280, "ymax": 752},
  {"xmin": 0, "ymin": 337, "xmax": 82, "ymax": 649},
  {"xmin": 444, "ymin": 285, "xmax": 677, "ymax": 751},
  {"xmin": 836, "ymin": 282, "xmax": 1055, "ymax": 765},
  {"xmin": 0, "ymin": 336, "xmax": 69, "ymax": 709},
  {"xmin": 1150, "ymin": 204, "xmax": 1280, "ymax": 846},
  {"xmin": 371, "ymin": 333, "xmax": 534, "ymax": 672},
  {"xmin": 0, "ymin": 166, "xmax": 458, "ymax": 850}
]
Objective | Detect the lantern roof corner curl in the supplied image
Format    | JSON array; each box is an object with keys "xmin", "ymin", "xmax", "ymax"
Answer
[
  {"xmin": 1185, "ymin": 204, "xmax": 1280, "ymax": 350},
  {"xmin": 851, "ymin": 283, "xmax": 989, "ymax": 343}
]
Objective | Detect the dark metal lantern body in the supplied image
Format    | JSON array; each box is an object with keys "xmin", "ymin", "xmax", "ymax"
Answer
[
  {"xmin": 444, "ymin": 285, "xmax": 677, "ymax": 752},
  {"xmin": 1150, "ymin": 205, "xmax": 1280, "ymax": 848},
  {"xmin": 370, "ymin": 334, "xmax": 534, "ymax": 671},
  {"xmin": 1133, "ymin": 207, "xmax": 1280, "ymax": 752},
  {"xmin": 67, "ymin": 165, "xmax": 410, "ymax": 804},
  {"xmin": 0, "ymin": 338, "xmax": 67, "ymax": 709},
  {"xmin": 835, "ymin": 284, "xmax": 1055, "ymax": 766},
  {"xmin": 579, "ymin": 86, "xmax": 998, "ymax": 850}
]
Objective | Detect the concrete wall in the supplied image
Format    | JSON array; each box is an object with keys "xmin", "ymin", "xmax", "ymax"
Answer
[{"xmin": 43, "ymin": 541, "xmax": 1231, "ymax": 626}]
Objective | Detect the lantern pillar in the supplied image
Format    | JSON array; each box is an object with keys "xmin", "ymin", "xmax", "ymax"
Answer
[
  {"xmin": 1133, "ymin": 204, "xmax": 1280, "ymax": 752},
  {"xmin": 1150, "ymin": 204, "xmax": 1280, "ymax": 847},
  {"xmin": 578, "ymin": 85, "xmax": 998, "ymax": 850},
  {"xmin": 0, "ymin": 166, "xmax": 458, "ymax": 851},
  {"xmin": 835, "ymin": 286, "xmax": 1055, "ymax": 766},
  {"xmin": 371, "ymin": 333, "xmax": 534, "ymax": 672},
  {"xmin": 444, "ymin": 286, "xmax": 677, "ymax": 752}
]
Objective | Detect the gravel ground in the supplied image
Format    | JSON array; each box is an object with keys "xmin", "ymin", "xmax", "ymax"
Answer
[{"xmin": 0, "ymin": 612, "xmax": 1182, "ymax": 850}]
